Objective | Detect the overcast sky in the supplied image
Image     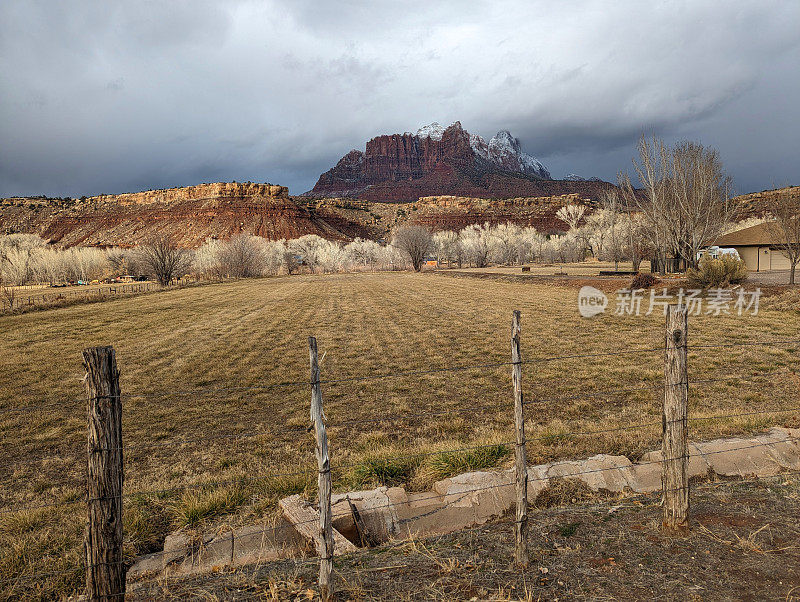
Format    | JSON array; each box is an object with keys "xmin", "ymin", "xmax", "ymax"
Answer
[{"xmin": 1, "ymin": 0, "xmax": 798, "ymax": 198}]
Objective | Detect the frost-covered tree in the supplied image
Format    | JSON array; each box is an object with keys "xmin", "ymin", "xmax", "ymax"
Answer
[
  {"xmin": 391, "ymin": 224, "xmax": 433, "ymax": 271},
  {"xmin": 432, "ymin": 230, "xmax": 461, "ymax": 267},
  {"xmin": 556, "ymin": 204, "xmax": 586, "ymax": 231},
  {"xmin": 288, "ymin": 235, "xmax": 328, "ymax": 273},
  {"xmin": 217, "ymin": 234, "xmax": 269, "ymax": 278},
  {"xmin": 345, "ymin": 238, "xmax": 381, "ymax": 271},
  {"xmin": 460, "ymin": 223, "xmax": 492, "ymax": 267}
]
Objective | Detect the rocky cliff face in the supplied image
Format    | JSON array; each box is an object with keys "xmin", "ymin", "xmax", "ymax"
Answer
[
  {"xmin": 306, "ymin": 121, "xmax": 609, "ymax": 201},
  {"xmin": 0, "ymin": 183, "xmax": 338, "ymax": 248},
  {"xmin": 1, "ymin": 182, "xmax": 603, "ymax": 248},
  {"xmin": 407, "ymin": 194, "xmax": 595, "ymax": 233},
  {"xmin": 731, "ymin": 186, "xmax": 800, "ymax": 220}
]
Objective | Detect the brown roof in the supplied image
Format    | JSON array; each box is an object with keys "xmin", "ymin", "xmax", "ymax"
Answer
[{"xmin": 716, "ymin": 222, "xmax": 780, "ymax": 246}]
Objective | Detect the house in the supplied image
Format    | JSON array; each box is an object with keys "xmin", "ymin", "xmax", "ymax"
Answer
[{"xmin": 715, "ymin": 222, "xmax": 792, "ymax": 271}]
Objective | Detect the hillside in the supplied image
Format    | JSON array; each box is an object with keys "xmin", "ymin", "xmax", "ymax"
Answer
[
  {"xmin": 732, "ymin": 185, "xmax": 800, "ymax": 219},
  {"xmin": 1, "ymin": 183, "xmax": 599, "ymax": 248},
  {"xmin": 0, "ymin": 183, "xmax": 346, "ymax": 248},
  {"xmin": 3, "ymin": 182, "xmax": 790, "ymax": 250},
  {"xmin": 305, "ymin": 121, "xmax": 614, "ymax": 201}
]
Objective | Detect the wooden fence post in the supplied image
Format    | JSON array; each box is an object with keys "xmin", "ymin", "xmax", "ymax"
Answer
[
  {"xmin": 309, "ymin": 336, "xmax": 334, "ymax": 601},
  {"xmin": 511, "ymin": 310, "xmax": 528, "ymax": 566},
  {"xmin": 663, "ymin": 304, "xmax": 689, "ymax": 530},
  {"xmin": 83, "ymin": 346, "xmax": 125, "ymax": 600}
]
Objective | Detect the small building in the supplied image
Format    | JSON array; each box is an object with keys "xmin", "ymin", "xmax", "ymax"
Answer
[{"xmin": 715, "ymin": 223, "xmax": 791, "ymax": 272}]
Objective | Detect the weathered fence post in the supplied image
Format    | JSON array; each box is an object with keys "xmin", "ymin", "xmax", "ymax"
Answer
[
  {"xmin": 511, "ymin": 310, "xmax": 528, "ymax": 566},
  {"xmin": 663, "ymin": 304, "xmax": 689, "ymax": 530},
  {"xmin": 83, "ymin": 346, "xmax": 125, "ymax": 600},
  {"xmin": 309, "ymin": 336, "xmax": 334, "ymax": 601}
]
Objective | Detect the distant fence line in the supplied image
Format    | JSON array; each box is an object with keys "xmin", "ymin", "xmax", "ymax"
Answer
[
  {"xmin": 1, "ymin": 310, "xmax": 799, "ymax": 600},
  {"xmin": 1, "ymin": 282, "xmax": 157, "ymax": 310}
]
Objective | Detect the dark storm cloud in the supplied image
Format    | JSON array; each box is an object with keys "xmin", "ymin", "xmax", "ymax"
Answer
[{"xmin": 1, "ymin": 0, "xmax": 798, "ymax": 198}]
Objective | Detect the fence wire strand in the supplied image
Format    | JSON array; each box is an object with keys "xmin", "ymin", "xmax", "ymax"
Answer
[
  {"xmin": 6, "ymin": 467, "xmax": 799, "ymax": 593},
  {"xmin": 3, "ymin": 335, "xmax": 800, "ymax": 596}
]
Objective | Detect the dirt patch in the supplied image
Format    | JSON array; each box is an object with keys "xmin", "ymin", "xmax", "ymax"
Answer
[{"xmin": 435, "ymin": 269, "xmax": 640, "ymax": 294}]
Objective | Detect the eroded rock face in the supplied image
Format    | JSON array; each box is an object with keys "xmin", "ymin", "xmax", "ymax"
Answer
[
  {"xmin": 0, "ymin": 183, "xmax": 328, "ymax": 248},
  {"xmin": 306, "ymin": 121, "xmax": 611, "ymax": 201},
  {"xmin": 732, "ymin": 186, "xmax": 800, "ymax": 220},
  {"xmin": 408, "ymin": 193, "xmax": 597, "ymax": 233}
]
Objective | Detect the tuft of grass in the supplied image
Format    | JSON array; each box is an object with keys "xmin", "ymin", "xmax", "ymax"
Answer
[
  {"xmin": 423, "ymin": 444, "xmax": 510, "ymax": 481},
  {"xmin": 171, "ymin": 485, "xmax": 250, "ymax": 529},
  {"xmin": 558, "ymin": 521, "xmax": 581, "ymax": 537},
  {"xmin": 538, "ymin": 422, "xmax": 576, "ymax": 446},
  {"xmin": 350, "ymin": 456, "xmax": 421, "ymax": 487},
  {"xmin": 124, "ymin": 496, "xmax": 173, "ymax": 556},
  {"xmin": 534, "ymin": 478, "xmax": 607, "ymax": 509},
  {"xmin": 0, "ymin": 508, "xmax": 49, "ymax": 536}
]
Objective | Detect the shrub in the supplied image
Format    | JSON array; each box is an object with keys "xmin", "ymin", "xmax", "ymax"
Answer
[
  {"xmin": 630, "ymin": 272, "xmax": 660, "ymax": 290},
  {"xmin": 686, "ymin": 255, "xmax": 748, "ymax": 288}
]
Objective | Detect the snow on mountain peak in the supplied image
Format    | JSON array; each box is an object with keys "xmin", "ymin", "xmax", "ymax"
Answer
[
  {"xmin": 413, "ymin": 123, "xmax": 550, "ymax": 179},
  {"xmin": 487, "ymin": 130, "xmax": 550, "ymax": 179},
  {"xmin": 488, "ymin": 130, "xmax": 521, "ymax": 158},
  {"xmin": 564, "ymin": 173, "xmax": 585, "ymax": 181},
  {"xmin": 416, "ymin": 122, "xmax": 446, "ymax": 141},
  {"xmin": 469, "ymin": 133, "xmax": 489, "ymax": 159}
]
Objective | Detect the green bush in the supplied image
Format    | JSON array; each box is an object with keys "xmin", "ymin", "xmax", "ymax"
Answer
[{"xmin": 686, "ymin": 255, "xmax": 748, "ymax": 288}]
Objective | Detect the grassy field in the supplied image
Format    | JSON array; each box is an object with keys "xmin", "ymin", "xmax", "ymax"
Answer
[{"xmin": 1, "ymin": 271, "xmax": 798, "ymax": 599}]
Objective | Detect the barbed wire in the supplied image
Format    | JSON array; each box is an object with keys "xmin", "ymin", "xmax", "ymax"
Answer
[
  {"xmin": 4, "ymin": 396, "xmax": 799, "ymax": 492},
  {"xmin": 6, "ymin": 429, "xmax": 800, "ymax": 522},
  {"xmin": 6, "ymin": 466, "xmax": 799, "ymax": 595},
  {"xmin": 2, "ymin": 338, "xmax": 797, "ymax": 415}
]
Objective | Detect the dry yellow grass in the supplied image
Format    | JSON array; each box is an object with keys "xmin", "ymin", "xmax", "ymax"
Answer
[{"xmin": 0, "ymin": 271, "xmax": 797, "ymax": 598}]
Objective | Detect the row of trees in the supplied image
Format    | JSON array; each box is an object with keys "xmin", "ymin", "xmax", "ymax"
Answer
[
  {"xmin": 0, "ymin": 210, "xmax": 659, "ymax": 287},
  {"xmin": 409, "ymin": 207, "xmax": 647, "ymax": 270},
  {"xmin": 0, "ymin": 233, "xmax": 414, "ymax": 287},
  {"xmin": 0, "ymin": 234, "xmax": 109, "ymax": 285}
]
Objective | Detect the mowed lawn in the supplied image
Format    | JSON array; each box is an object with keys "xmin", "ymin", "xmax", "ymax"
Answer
[{"xmin": 1, "ymin": 271, "xmax": 798, "ymax": 599}]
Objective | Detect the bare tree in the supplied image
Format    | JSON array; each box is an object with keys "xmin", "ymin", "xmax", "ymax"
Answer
[
  {"xmin": 556, "ymin": 204, "xmax": 585, "ymax": 231},
  {"xmin": 669, "ymin": 141, "xmax": 732, "ymax": 269},
  {"xmin": 432, "ymin": 230, "xmax": 462, "ymax": 268},
  {"xmin": 621, "ymin": 135, "xmax": 732, "ymax": 274},
  {"xmin": 137, "ymin": 234, "xmax": 191, "ymax": 286},
  {"xmin": 766, "ymin": 191, "xmax": 800, "ymax": 284},
  {"xmin": 460, "ymin": 224, "xmax": 491, "ymax": 267},
  {"xmin": 218, "ymin": 234, "xmax": 267, "ymax": 278},
  {"xmin": 620, "ymin": 136, "xmax": 671, "ymax": 274},
  {"xmin": 392, "ymin": 224, "xmax": 433, "ymax": 271},
  {"xmin": 601, "ymin": 190, "xmax": 623, "ymax": 270}
]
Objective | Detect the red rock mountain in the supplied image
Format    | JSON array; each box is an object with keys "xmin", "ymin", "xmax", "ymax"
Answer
[
  {"xmin": 306, "ymin": 121, "xmax": 613, "ymax": 201},
  {"xmin": 0, "ymin": 183, "xmax": 355, "ymax": 248}
]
